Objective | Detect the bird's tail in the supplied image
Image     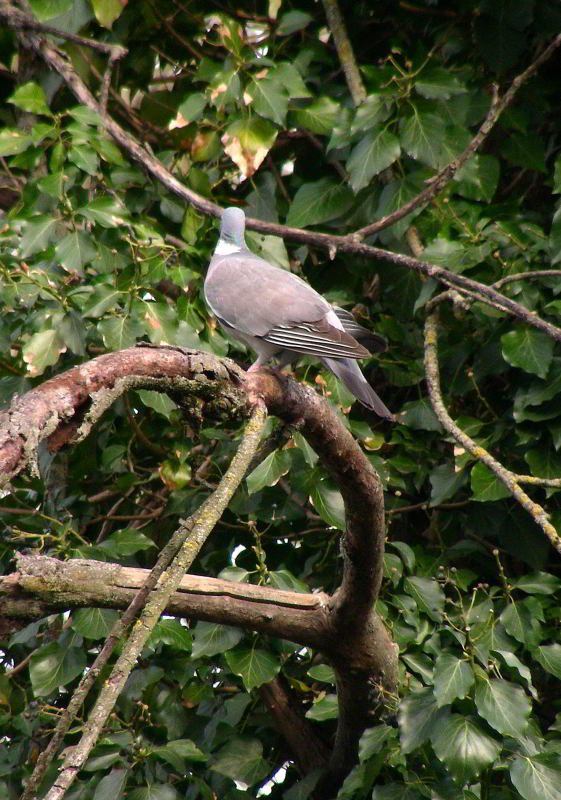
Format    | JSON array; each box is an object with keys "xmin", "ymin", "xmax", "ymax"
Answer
[{"xmin": 322, "ymin": 357, "xmax": 394, "ymax": 420}]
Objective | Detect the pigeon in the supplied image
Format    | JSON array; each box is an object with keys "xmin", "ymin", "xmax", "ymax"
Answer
[{"xmin": 204, "ymin": 207, "xmax": 393, "ymax": 419}]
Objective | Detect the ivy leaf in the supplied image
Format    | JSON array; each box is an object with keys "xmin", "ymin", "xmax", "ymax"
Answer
[
  {"xmin": 470, "ymin": 462, "xmax": 510, "ymax": 502},
  {"xmin": 98, "ymin": 529, "xmax": 157, "ymax": 558},
  {"xmin": 246, "ymin": 450, "xmax": 292, "ymax": 494},
  {"xmin": 222, "ymin": 117, "xmax": 277, "ymax": 179},
  {"xmin": 246, "ymin": 76, "xmax": 288, "ymax": 126},
  {"xmin": 147, "ymin": 620, "xmax": 192, "ymax": 653},
  {"xmin": 512, "ymin": 572, "xmax": 561, "ymax": 595},
  {"xmin": 400, "ymin": 112, "xmax": 446, "ymax": 169},
  {"xmin": 92, "ymin": 769, "xmax": 128, "ymax": 800},
  {"xmin": 97, "ymin": 316, "xmax": 144, "ymax": 350},
  {"xmin": 403, "ymin": 576, "xmax": 445, "ymax": 621},
  {"xmin": 22, "ymin": 329, "xmax": 66, "ymax": 376},
  {"xmin": 501, "ymin": 329, "xmax": 554, "ymax": 378},
  {"xmin": 286, "ymin": 177, "xmax": 354, "ymax": 228},
  {"xmin": 29, "ymin": 0, "xmax": 73, "ymax": 21},
  {"xmin": 309, "ymin": 480, "xmax": 346, "ymax": 530},
  {"xmin": 55, "ymin": 231, "xmax": 97, "ymax": 273},
  {"xmin": 72, "ymin": 609, "xmax": 119, "ymax": 640},
  {"xmin": 191, "ymin": 622, "xmax": 243, "ymax": 658},
  {"xmin": 29, "ymin": 641, "xmax": 86, "ymax": 696},
  {"xmin": 397, "ymin": 687, "xmax": 447, "ymax": 754},
  {"xmin": 474, "ymin": 677, "xmax": 531, "ymax": 738},
  {"xmin": 534, "ymin": 644, "xmax": 561, "ymax": 680},
  {"xmin": 510, "ymin": 753, "xmax": 561, "ymax": 800},
  {"xmin": 500, "ymin": 597, "xmax": 544, "ymax": 646},
  {"xmin": 430, "ymin": 713, "xmax": 501, "ymax": 783},
  {"xmin": 305, "ymin": 693, "xmax": 339, "ymax": 721},
  {"xmin": 225, "ymin": 648, "xmax": 281, "ymax": 690},
  {"xmin": 150, "ymin": 739, "xmax": 207, "ymax": 773},
  {"xmin": 347, "ymin": 129, "xmax": 401, "ymax": 193},
  {"xmin": 414, "ymin": 67, "xmax": 467, "ymax": 100},
  {"xmin": 433, "ymin": 654, "xmax": 475, "ymax": 707},
  {"xmin": 211, "ymin": 738, "xmax": 270, "ymax": 786},
  {"xmin": 77, "ymin": 196, "xmax": 130, "ymax": 228},
  {"xmin": 289, "ymin": 96, "xmax": 341, "ymax": 135}
]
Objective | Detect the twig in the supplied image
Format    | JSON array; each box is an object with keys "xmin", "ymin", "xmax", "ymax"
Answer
[
  {"xmin": 423, "ymin": 309, "xmax": 561, "ymax": 555},
  {"xmin": 321, "ymin": 0, "xmax": 366, "ymax": 106},
  {"xmin": 492, "ymin": 270, "xmax": 561, "ymax": 290}
]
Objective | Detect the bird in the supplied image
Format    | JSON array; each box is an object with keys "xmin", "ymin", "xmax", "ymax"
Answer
[{"xmin": 204, "ymin": 207, "xmax": 393, "ymax": 420}]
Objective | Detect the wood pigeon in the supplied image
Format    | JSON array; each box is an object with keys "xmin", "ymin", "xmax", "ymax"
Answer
[{"xmin": 204, "ymin": 207, "xmax": 393, "ymax": 420}]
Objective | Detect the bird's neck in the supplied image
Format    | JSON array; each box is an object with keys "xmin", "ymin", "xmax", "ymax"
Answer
[{"xmin": 214, "ymin": 238, "xmax": 242, "ymax": 256}]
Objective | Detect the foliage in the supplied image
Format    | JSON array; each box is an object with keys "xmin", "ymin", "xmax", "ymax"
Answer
[{"xmin": 1, "ymin": 0, "xmax": 561, "ymax": 798}]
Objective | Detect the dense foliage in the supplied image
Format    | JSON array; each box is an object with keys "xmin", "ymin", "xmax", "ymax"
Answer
[{"xmin": 1, "ymin": 0, "xmax": 561, "ymax": 798}]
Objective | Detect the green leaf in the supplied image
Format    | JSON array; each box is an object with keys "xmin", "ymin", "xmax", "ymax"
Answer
[
  {"xmin": 91, "ymin": 0, "xmax": 125, "ymax": 29},
  {"xmin": 454, "ymin": 154, "xmax": 500, "ymax": 203},
  {"xmin": 99, "ymin": 529, "xmax": 157, "ymax": 557},
  {"xmin": 29, "ymin": 641, "xmax": 86, "ymax": 696},
  {"xmin": 82, "ymin": 286, "xmax": 123, "ymax": 318},
  {"xmin": 309, "ymin": 480, "xmax": 346, "ymax": 530},
  {"xmin": 500, "ymin": 597, "xmax": 543, "ymax": 646},
  {"xmin": 20, "ymin": 216, "xmax": 59, "ymax": 257},
  {"xmin": 246, "ymin": 76, "xmax": 288, "ymax": 126},
  {"xmin": 92, "ymin": 768, "xmax": 128, "ymax": 800},
  {"xmin": 72, "ymin": 608, "xmax": 120, "ymax": 640},
  {"xmin": 470, "ymin": 462, "xmax": 510, "ymax": 502},
  {"xmin": 534, "ymin": 644, "xmax": 561, "ymax": 680},
  {"xmin": 289, "ymin": 96, "xmax": 341, "ymax": 135},
  {"xmin": 277, "ymin": 10, "xmax": 312, "ymax": 35},
  {"xmin": 68, "ymin": 145, "xmax": 99, "ymax": 175},
  {"xmin": 55, "ymin": 231, "xmax": 97, "ymax": 273},
  {"xmin": 524, "ymin": 447, "xmax": 561, "ymax": 479},
  {"xmin": 510, "ymin": 753, "xmax": 561, "ymax": 800},
  {"xmin": 415, "ymin": 67, "xmax": 468, "ymax": 100},
  {"xmin": 128, "ymin": 786, "xmax": 179, "ymax": 800},
  {"xmin": 286, "ymin": 177, "xmax": 354, "ymax": 228},
  {"xmin": 430, "ymin": 713, "xmax": 501, "ymax": 783},
  {"xmin": 403, "ymin": 576, "xmax": 445, "ymax": 621},
  {"xmin": 400, "ymin": 112, "xmax": 446, "ymax": 169},
  {"xmin": 7, "ymin": 82, "xmax": 52, "ymax": 116},
  {"xmin": 150, "ymin": 739, "xmax": 207, "ymax": 772},
  {"xmin": 225, "ymin": 648, "xmax": 281, "ymax": 690},
  {"xmin": 136, "ymin": 389, "xmax": 178, "ymax": 419},
  {"xmin": 222, "ymin": 117, "xmax": 277, "ymax": 177},
  {"xmin": 501, "ymin": 329, "xmax": 554, "ymax": 378},
  {"xmin": 246, "ymin": 450, "xmax": 292, "ymax": 494},
  {"xmin": 399, "ymin": 399, "xmax": 443, "ymax": 432},
  {"xmin": 398, "ymin": 687, "xmax": 447, "ymax": 754},
  {"xmin": 358, "ymin": 725, "xmax": 394, "ymax": 761},
  {"xmin": 430, "ymin": 463, "xmax": 468, "ymax": 506},
  {"xmin": 211, "ymin": 738, "xmax": 270, "ymax": 786},
  {"xmin": 502, "ymin": 133, "xmax": 546, "ymax": 173},
  {"xmin": 308, "ymin": 664, "xmax": 336, "ymax": 684},
  {"xmin": 147, "ymin": 620, "xmax": 192, "ymax": 652},
  {"xmin": 433, "ymin": 654, "xmax": 474, "ymax": 707},
  {"xmin": 0, "ymin": 128, "xmax": 33, "ymax": 156},
  {"xmin": 474, "ymin": 677, "xmax": 531, "ymax": 738},
  {"xmin": 347, "ymin": 129, "xmax": 401, "ymax": 193},
  {"xmin": 97, "ymin": 316, "xmax": 143, "ymax": 350},
  {"xmin": 512, "ymin": 572, "xmax": 561, "ymax": 594},
  {"xmin": 29, "ymin": 0, "xmax": 73, "ymax": 21},
  {"xmin": 305, "ymin": 693, "xmax": 339, "ymax": 721},
  {"xmin": 57, "ymin": 311, "xmax": 86, "ymax": 355},
  {"xmin": 22, "ymin": 329, "xmax": 66, "ymax": 376},
  {"xmin": 77, "ymin": 196, "xmax": 130, "ymax": 227},
  {"xmin": 191, "ymin": 622, "xmax": 243, "ymax": 659},
  {"xmin": 267, "ymin": 569, "xmax": 310, "ymax": 593}
]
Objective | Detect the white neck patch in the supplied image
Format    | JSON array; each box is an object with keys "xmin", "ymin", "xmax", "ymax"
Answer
[{"xmin": 215, "ymin": 239, "xmax": 241, "ymax": 256}]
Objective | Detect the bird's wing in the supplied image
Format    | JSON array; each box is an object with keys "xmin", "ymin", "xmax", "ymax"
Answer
[
  {"xmin": 332, "ymin": 306, "xmax": 387, "ymax": 353},
  {"xmin": 205, "ymin": 252, "xmax": 369, "ymax": 359}
]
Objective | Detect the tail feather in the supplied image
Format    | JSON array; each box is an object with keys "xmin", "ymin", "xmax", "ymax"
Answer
[{"xmin": 322, "ymin": 357, "xmax": 393, "ymax": 420}]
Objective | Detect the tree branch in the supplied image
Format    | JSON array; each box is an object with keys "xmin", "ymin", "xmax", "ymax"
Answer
[
  {"xmin": 321, "ymin": 0, "xmax": 366, "ymax": 106},
  {"xmin": 423, "ymin": 309, "xmax": 561, "ymax": 556}
]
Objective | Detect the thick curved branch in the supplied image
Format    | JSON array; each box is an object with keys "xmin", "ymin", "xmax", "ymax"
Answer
[
  {"xmin": 424, "ymin": 310, "xmax": 561, "ymax": 555},
  {"xmin": 0, "ymin": 345, "xmax": 247, "ymax": 485}
]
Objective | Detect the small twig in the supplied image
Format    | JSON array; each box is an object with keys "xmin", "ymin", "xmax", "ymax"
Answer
[
  {"xmin": 492, "ymin": 270, "xmax": 561, "ymax": 290},
  {"xmin": 423, "ymin": 310, "xmax": 561, "ymax": 555},
  {"xmin": 321, "ymin": 0, "xmax": 366, "ymax": 106},
  {"xmin": 7, "ymin": 3, "xmax": 127, "ymax": 58}
]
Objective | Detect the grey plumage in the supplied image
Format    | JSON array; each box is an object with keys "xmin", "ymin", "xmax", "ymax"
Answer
[{"xmin": 204, "ymin": 207, "xmax": 393, "ymax": 420}]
